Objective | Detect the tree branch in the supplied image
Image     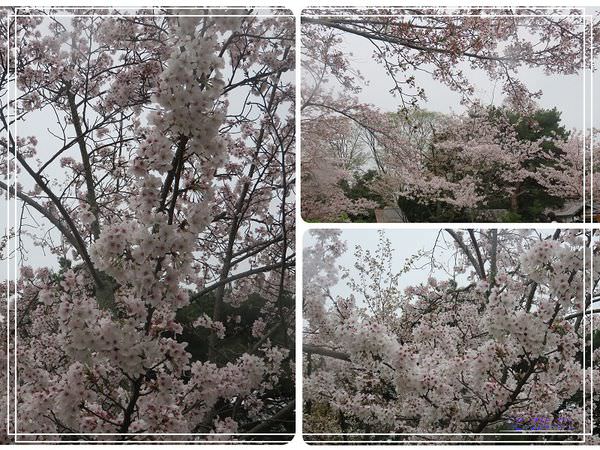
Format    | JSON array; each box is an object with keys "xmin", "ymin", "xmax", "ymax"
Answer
[
  {"xmin": 3, "ymin": 125, "xmax": 103, "ymax": 289},
  {"xmin": 66, "ymin": 85, "xmax": 101, "ymax": 239},
  {"xmin": 303, "ymin": 344, "xmax": 351, "ymax": 362},
  {"xmin": 246, "ymin": 400, "xmax": 295, "ymax": 435},
  {"xmin": 0, "ymin": 179, "xmax": 78, "ymax": 250},
  {"xmin": 445, "ymin": 229, "xmax": 485, "ymax": 280},
  {"xmin": 194, "ymin": 256, "xmax": 295, "ymax": 301}
]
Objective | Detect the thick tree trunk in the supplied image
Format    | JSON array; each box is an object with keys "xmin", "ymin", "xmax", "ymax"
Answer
[{"xmin": 510, "ymin": 183, "xmax": 521, "ymax": 213}]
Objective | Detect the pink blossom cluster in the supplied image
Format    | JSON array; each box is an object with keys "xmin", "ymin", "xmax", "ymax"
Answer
[
  {"xmin": 1, "ymin": 9, "xmax": 295, "ymax": 440},
  {"xmin": 304, "ymin": 229, "xmax": 592, "ymax": 438}
]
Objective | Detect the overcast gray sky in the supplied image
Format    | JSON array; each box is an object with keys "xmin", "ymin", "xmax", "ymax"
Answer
[
  {"xmin": 304, "ymin": 229, "xmax": 460, "ymax": 301},
  {"xmin": 323, "ymin": 16, "xmax": 599, "ymax": 130}
]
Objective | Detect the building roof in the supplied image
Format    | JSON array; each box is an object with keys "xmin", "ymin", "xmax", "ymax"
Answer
[{"xmin": 548, "ymin": 201, "xmax": 584, "ymax": 217}]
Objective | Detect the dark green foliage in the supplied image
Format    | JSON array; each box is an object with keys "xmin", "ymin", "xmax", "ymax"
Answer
[
  {"xmin": 175, "ymin": 289, "xmax": 295, "ymax": 435},
  {"xmin": 396, "ymin": 197, "xmax": 468, "ymax": 222},
  {"xmin": 339, "ymin": 170, "xmax": 385, "ymax": 221},
  {"xmin": 496, "ymin": 210, "xmax": 523, "ymax": 223},
  {"xmin": 487, "ymin": 107, "xmax": 569, "ymax": 221},
  {"xmin": 179, "ymin": 290, "xmax": 294, "ymax": 366}
]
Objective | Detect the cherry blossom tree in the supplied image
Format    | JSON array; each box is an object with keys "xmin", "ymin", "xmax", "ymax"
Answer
[
  {"xmin": 303, "ymin": 229, "xmax": 598, "ymax": 442},
  {"xmin": 370, "ymin": 107, "xmax": 586, "ymax": 220},
  {"xmin": 590, "ymin": 130, "xmax": 600, "ymax": 221},
  {"xmin": 301, "ymin": 115, "xmax": 378, "ymax": 222},
  {"xmin": 534, "ymin": 131, "xmax": 586, "ymax": 203},
  {"xmin": 303, "ymin": 7, "xmax": 595, "ymax": 110},
  {"xmin": 1, "ymin": 7, "xmax": 294, "ymax": 441},
  {"xmin": 301, "ymin": 8, "xmax": 597, "ymax": 222}
]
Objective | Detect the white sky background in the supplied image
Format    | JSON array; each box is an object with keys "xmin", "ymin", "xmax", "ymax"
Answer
[
  {"xmin": 322, "ymin": 14, "xmax": 599, "ymax": 131},
  {"xmin": 304, "ymin": 229, "xmax": 462, "ymax": 301}
]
